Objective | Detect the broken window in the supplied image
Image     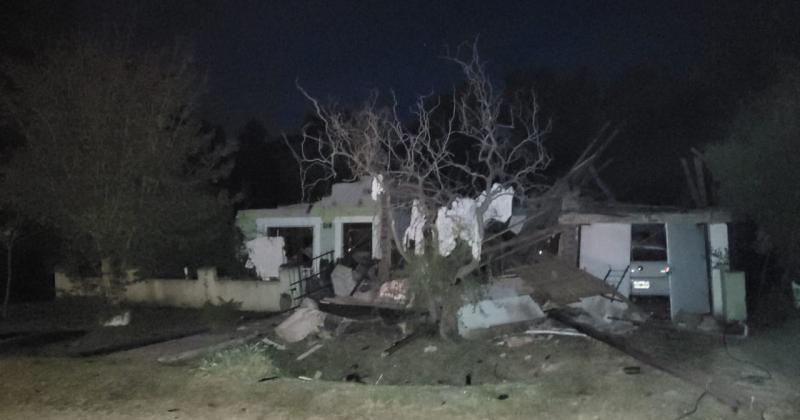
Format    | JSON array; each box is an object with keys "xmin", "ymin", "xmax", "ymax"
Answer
[
  {"xmin": 267, "ymin": 227, "xmax": 313, "ymax": 266},
  {"xmin": 342, "ymin": 223, "xmax": 372, "ymax": 259},
  {"xmin": 631, "ymin": 224, "xmax": 667, "ymax": 261}
]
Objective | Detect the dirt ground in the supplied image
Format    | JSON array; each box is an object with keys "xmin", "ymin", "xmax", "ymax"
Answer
[
  {"xmin": 1, "ymin": 301, "xmax": 798, "ymax": 419},
  {"xmin": 271, "ymin": 322, "xmax": 639, "ymax": 387},
  {"xmin": 0, "ymin": 354, "xmax": 750, "ymax": 420}
]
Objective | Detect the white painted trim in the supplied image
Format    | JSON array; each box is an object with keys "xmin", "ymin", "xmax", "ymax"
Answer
[
  {"xmin": 708, "ymin": 223, "xmax": 729, "ymax": 267},
  {"xmin": 255, "ymin": 217, "xmax": 323, "ymax": 271},
  {"xmin": 333, "ymin": 215, "xmax": 380, "ymax": 260}
]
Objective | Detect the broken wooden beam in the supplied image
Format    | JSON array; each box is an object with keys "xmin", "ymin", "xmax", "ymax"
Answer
[
  {"xmin": 548, "ymin": 310, "xmax": 743, "ymax": 413},
  {"xmin": 680, "ymin": 158, "xmax": 702, "ymax": 208},
  {"xmin": 296, "ymin": 343, "xmax": 324, "ymax": 361},
  {"xmin": 381, "ymin": 332, "xmax": 417, "ymax": 357}
]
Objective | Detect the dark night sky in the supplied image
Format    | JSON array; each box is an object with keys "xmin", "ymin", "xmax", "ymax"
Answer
[{"xmin": 73, "ymin": 1, "xmax": 690, "ymax": 134}]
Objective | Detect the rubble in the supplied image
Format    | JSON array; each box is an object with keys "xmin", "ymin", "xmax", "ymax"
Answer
[
  {"xmin": 457, "ymin": 295, "xmax": 546, "ymax": 338},
  {"xmin": 505, "ymin": 335, "xmax": 534, "ymax": 348},
  {"xmin": 484, "ymin": 275, "xmax": 532, "ymax": 300},
  {"xmin": 330, "ymin": 264, "xmax": 357, "ymax": 297},
  {"xmin": 513, "ymin": 255, "xmax": 615, "ymax": 306},
  {"xmin": 567, "ymin": 295, "xmax": 645, "ymax": 334},
  {"xmin": 275, "ymin": 301, "xmax": 365, "ymax": 344},
  {"xmin": 260, "ymin": 337, "xmax": 286, "ymax": 351},
  {"xmin": 524, "ymin": 328, "xmax": 587, "ymax": 338},
  {"xmin": 101, "ymin": 310, "xmax": 131, "ymax": 327},
  {"xmin": 274, "ymin": 308, "xmax": 326, "ymax": 343},
  {"xmin": 377, "ymin": 279, "xmax": 409, "ymax": 304}
]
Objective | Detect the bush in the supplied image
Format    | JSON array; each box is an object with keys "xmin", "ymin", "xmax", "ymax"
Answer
[{"xmin": 706, "ymin": 65, "xmax": 800, "ymax": 280}]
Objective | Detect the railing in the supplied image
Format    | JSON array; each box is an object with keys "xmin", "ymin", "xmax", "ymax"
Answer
[
  {"xmin": 288, "ymin": 250, "xmax": 335, "ymax": 308},
  {"xmin": 601, "ymin": 265, "xmax": 630, "ymax": 302}
]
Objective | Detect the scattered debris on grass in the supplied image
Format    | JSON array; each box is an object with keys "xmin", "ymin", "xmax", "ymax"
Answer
[
  {"xmin": 275, "ymin": 308, "xmax": 326, "ymax": 343},
  {"xmin": 524, "ymin": 328, "xmax": 588, "ymax": 338},
  {"xmin": 344, "ymin": 372, "xmax": 366, "ymax": 383},
  {"xmin": 100, "ymin": 310, "xmax": 131, "ymax": 327},
  {"xmin": 624, "ymin": 366, "xmax": 642, "ymax": 375},
  {"xmin": 381, "ymin": 332, "xmax": 418, "ymax": 357},
  {"xmin": 296, "ymin": 343, "xmax": 324, "ymax": 361},
  {"xmin": 261, "ymin": 337, "xmax": 286, "ymax": 351}
]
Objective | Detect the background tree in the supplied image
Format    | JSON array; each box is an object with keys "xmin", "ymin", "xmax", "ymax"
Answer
[
  {"xmin": 227, "ymin": 119, "xmax": 302, "ymax": 209},
  {"xmin": 0, "ymin": 208, "xmax": 20, "ymax": 318},
  {"xmin": 0, "ymin": 37, "xmax": 235, "ymax": 304},
  {"xmin": 705, "ymin": 63, "xmax": 800, "ymax": 307}
]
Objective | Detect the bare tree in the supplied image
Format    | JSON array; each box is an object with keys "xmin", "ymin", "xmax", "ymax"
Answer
[{"xmin": 291, "ymin": 44, "xmax": 556, "ymax": 336}]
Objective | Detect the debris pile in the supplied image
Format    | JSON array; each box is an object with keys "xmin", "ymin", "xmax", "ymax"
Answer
[{"xmin": 274, "ymin": 299, "xmax": 359, "ymax": 344}]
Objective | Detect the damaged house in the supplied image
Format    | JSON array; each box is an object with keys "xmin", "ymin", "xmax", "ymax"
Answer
[
  {"xmin": 237, "ymin": 177, "xmax": 382, "ymax": 272},
  {"xmin": 235, "ymin": 177, "xmax": 396, "ymax": 308},
  {"xmin": 554, "ymin": 200, "xmax": 746, "ymax": 324},
  {"xmin": 238, "ymin": 172, "xmax": 748, "ymax": 339}
]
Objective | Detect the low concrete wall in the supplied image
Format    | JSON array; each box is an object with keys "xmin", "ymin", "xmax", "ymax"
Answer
[{"xmin": 55, "ymin": 267, "xmax": 289, "ymax": 312}]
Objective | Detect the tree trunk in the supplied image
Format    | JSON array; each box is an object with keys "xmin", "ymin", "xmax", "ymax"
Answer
[
  {"xmin": 427, "ymin": 297, "xmax": 441, "ymax": 328},
  {"xmin": 2, "ymin": 240, "xmax": 12, "ymax": 319},
  {"xmin": 100, "ymin": 257, "xmax": 123, "ymax": 306},
  {"xmin": 438, "ymin": 299, "xmax": 460, "ymax": 341},
  {"xmin": 378, "ymin": 191, "xmax": 392, "ymax": 283}
]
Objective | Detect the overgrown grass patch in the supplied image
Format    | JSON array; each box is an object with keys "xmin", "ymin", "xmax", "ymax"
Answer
[{"xmin": 197, "ymin": 342, "xmax": 280, "ymax": 382}]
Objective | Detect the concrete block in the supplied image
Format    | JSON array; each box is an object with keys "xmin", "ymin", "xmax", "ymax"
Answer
[{"xmin": 457, "ymin": 295, "xmax": 546, "ymax": 338}]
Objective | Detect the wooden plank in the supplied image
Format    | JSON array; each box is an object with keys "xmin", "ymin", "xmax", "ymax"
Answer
[
  {"xmin": 681, "ymin": 157, "xmax": 702, "ymax": 208},
  {"xmin": 320, "ymin": 296, "xmax": 408, "ymax": 311},
  {"xmin": 296, "ymin": 344, "xmax": 324, "ymax": 361},
  {"xmin": 513, "ymin": 258, "xmax": 613, "ymax": 306}
]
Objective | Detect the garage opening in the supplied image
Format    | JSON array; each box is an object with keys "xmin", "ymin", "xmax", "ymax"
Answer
[{"xmin": 630, "ymin": 223, "xmax": 670, "ymax": 319}]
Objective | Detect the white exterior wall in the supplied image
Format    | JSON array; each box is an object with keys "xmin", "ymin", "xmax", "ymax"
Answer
[
  {"xmin": 578, "ymin": 223, "xmax": 632, "ymax": 296},
  {"xmin": 708, "ymin": 223, "xmax": 730, "ymax": 318},
  {"xmin": 55, "ymin": 269, "xmax": 287, "ymax": 312},
  {"xmin": 708, "ymin": 223, "xmax": 730, "ymax": 267}
]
